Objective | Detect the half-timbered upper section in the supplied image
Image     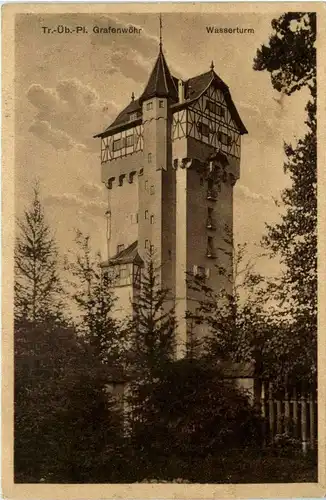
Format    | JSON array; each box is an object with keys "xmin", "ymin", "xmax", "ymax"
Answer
[{"xmin": 94, "ymin": 51, "xmax": 247, "ymax": 164}]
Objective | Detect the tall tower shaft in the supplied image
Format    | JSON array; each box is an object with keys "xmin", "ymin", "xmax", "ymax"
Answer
[{"xmin": 94, "ymin": 46, "xmax": 247, "ymax": 354}]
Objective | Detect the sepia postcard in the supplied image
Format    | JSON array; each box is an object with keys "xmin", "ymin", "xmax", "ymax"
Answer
[{"xmin": 2, "ymin": 2, "xmax": 326, "ymax": 499}]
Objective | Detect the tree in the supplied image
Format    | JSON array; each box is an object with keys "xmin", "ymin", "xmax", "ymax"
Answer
[
  {"xmin": 187, "ymin": 235, "xmax": 281, "ymax": 397},
  {"xmin": 123, "ymin": 251, "xmax": 177, "ymax": 465},
  {"xmin": 129, "ymin": 358, "xmax": 262, "ymax": 482},
  {"xmin": 14, "ymin": 319, "xmax": 125, "ymax": 483},
  {"xmin": 65, "ymin": 231, "xmax": 125, "ymax": 369},
  {"xmin": 253, "ymin": 12, "xmax": 317, "ymax": 383},
  {"xmin": 126, "ymin": 250, "xmax": 177, "ymax": 382},
  {"xmin": 254, "ymin": 13, "xmax": 316, "ymax": 96},
  {"xmin": 14, "ymin": 185, "xmax": 64, "ymax": 323}
]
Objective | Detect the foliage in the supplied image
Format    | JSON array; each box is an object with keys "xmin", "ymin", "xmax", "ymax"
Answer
[
  {"xmin": 129, "ymin": 358, "xmax": 262, "ymax": 482},
  {"xmin": 65, "ymin": 231, "xmax": 126, "ymax": 369},
  {"xmin": 253, "ymin": 12, "xmax": 316, "ymax": 95},
  {"xmin": 14, "ymin": 185, "xmax": 64, "ymax": 324},
  {"xmin": 188, "ymin": 235, "xmax": 273, "ymax": 379},
  {"xmin": 14, "ymin": 319, "xmax": 125, "ymax": 483},
  {"xmin": 126, "ymin": 250, "xmax": 177, "ymax": 382},
  {"xmin": 254, "ymin": 12, "xmax": 317, "ymax": 383}
]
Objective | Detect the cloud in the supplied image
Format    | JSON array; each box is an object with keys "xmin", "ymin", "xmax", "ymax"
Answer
[
  {"xmin": 111, "ymin": 46, "xmax": 152, "ymax": 83},
  {"xmin": 27, "ymin": 79, "xmax": 119, "ymax": 152},
  {"xmin": 45, "ymin": 191, "xmax": 106, "ymax": 218},
  {"xmin": 90, "ymin": 15, "xmax": 179, "ymax": 85},
  {"xmin": 79, "ymin": 182, "xmax": 104, "ymax": 198},
  {"xmin": 44, "ymin": 181, "xmax": 107, "ymax": 220},
  {"xmin": 91, "ymin": 15, "xmax": 159, "ymax": 56},
  {"xmin": 235, "ymin": 184, "xmax": 272, "ymax": 203},
  {"xmin": 29, "ymin": 120, "xmax": 86, "ymax": 152}
]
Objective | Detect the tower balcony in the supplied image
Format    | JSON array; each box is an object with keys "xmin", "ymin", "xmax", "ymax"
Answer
[
  {"xmin": 207, "ymin": 188, "xmax": 218, "ymax": 201},
  {"xmin": 206, "ymin": 217, "xmax": 217, "ymax": 230}
]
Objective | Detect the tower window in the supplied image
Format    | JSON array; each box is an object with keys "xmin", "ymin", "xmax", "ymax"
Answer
[
  {"xmin": 200, "ymin": 177, "xmax": 204, "ymax": 186},
  {"xmin": 117, "ymin": 244, "xmax": 125, "ymax": 254},
  {"xmin": 159, "ymin": 100, "xmax": 164, "ymax": 108},
  {"xmin": 207, "ymin": 207, "xmax": 215, "ymax": 230},
  {"xmin": 130, "ymin": 213, "xmax": 138, "ymax": 224},
  {"xmin": 197, "ymin": 122, "xmax": 210, "ymax": 137},
  {"xmin": 119, "ymin": 265, "xmax": 128, "ymax": 279},
  {"xmin": 146, "ymin": 102, "xmax": 153, "ymax": 111},
  {"xmin": 150, "ymin": 185, "xmax": 155, "ymax": 195},
  {"xmin": 113, "ymin": 138, "xmax": 122, "ymax": 151},
  {"xmin": 145, "ymin": 210, "xmax": 149, "ymax": 219},
  {"xmin": 148, "ymin": 153, "xmax": 152, "ymax": 163},
  {"xmin": 207, "ymin": 237, "xmax": 216, "ymax": 258},
  {"xmin": 145, "ymin": 239, "xmax": 150, "ymax": 249},
  {"xmin": 207, "ymin": 178, "xmax": 217, "ymax": 200},
  {"xmin": 206, "ymin": 100, "xmax": 225, "ymax": 117},
  {"xmin": 126, "ymin": 134, "xmax": 134, "ymax": 147},
  {"xmin": 145, "ymin": 180, "xmax": 149, "ymax": 190},
  {"xmin": 150, "ymin": 215, "xmax": 154, "ymax": 224},
  {"xmin": 193, "ymin": 265, "xmax": 206, "ymax": 279},
  {"xmin": 218, "ymin": 131, "xmax": 231, "ymax": 146}
]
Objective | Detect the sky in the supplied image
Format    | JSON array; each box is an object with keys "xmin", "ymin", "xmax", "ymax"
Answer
[{"xmin": 15, "ymin": 12, "xmax": 310, "ymax": 275}]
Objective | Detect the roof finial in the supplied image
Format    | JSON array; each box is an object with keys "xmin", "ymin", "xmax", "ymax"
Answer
[
  {"xmin": 131, "ymin": 91, "xmax": 135, "ymax": 102},
  {"xmin": 210, "ymin": 60, "xmax": 214, "ymax": 71},
  {"xmin": 159, "ymin": 13, "xmax": 163, "ymax": 50}
]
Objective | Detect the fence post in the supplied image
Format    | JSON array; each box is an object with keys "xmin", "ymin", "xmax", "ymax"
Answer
[
  {"xmin": 293, "ymin": 387, "xmax": 299, "ymax": 439},
  {"xmin": 284, "ymin": 388, "xmax": 290, "ymax": 434},
  {"xmin": 268, "ymin": 383, "xmax": 275, "ymax": 443},
  {"xmin": 276, "ymin": 399, "xmax": 282, "ymax": 434},
  {"xmin": 301, "ymin": 391, "xmax": 308, "ymax": 454},
  {"xmin": 309, "ymin": 391, "xmax": 315, "ymax": 450},
  {"xmin": 261, "ymin": 381, "xmax": 267, "ymax": 446}
]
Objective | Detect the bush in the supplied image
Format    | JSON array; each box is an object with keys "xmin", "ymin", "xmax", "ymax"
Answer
[{"xmin": 129, "ymin": 358, "xmax": 263, "ymax": 481}]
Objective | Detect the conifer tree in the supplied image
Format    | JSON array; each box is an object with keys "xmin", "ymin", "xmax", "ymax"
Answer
[
  {"xmin": 14, "ymin": 185, "xmax": 64, "ymax": 323},
  {"xmin": 65, "ymin": 230, "xmax": 125, "ymax": 368},
  {"xmin": 126, "ymin": 250, "xmax": 177, "ymax": 382}
]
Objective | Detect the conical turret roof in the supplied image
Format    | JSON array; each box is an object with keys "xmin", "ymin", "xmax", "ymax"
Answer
[{"xmin": 139, "ymin": 47, "xmax": 178, "ymax": 104}]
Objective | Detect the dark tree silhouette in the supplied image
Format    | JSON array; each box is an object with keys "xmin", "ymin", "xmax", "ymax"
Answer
[{"xmin": 14, "ymin": 185, "xmax": 64, "ymax": 324}]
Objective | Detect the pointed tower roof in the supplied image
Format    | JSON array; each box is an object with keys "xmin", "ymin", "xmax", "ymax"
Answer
[{"xmin": 139, "ymin": 47, "xmax": 178, "ymax": 105}]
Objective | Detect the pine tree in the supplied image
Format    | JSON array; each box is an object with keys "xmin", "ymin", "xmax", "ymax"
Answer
[
  {"xmin": 126, "ymin": 250, "xmax": 177, "ymax": 382},
  {"xmin": 124, "ymin": 251, "xmax": 177, "ymax": 461},
  {"xmin": 14, "ymin": 185, "xmax": 64, "ymax": 323},
  {"xmin": 65, "ymin": 230, "xmax": 125, "ymax": 369}
]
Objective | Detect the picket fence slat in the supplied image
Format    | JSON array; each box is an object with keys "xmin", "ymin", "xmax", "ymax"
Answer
[{"xmin": 260, "ymin": 382, "xmax": 317, "ymax": 452}]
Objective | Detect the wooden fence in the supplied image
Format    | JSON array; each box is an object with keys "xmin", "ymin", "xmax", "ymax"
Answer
[{"xmin": 260, "ymin": 381, "xmax": 317, "ymax": 452}]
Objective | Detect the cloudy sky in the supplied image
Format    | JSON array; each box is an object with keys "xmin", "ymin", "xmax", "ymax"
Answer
[{"xmin": 15, "ymin": 11, "xmax": 309, "ymax": 274}]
